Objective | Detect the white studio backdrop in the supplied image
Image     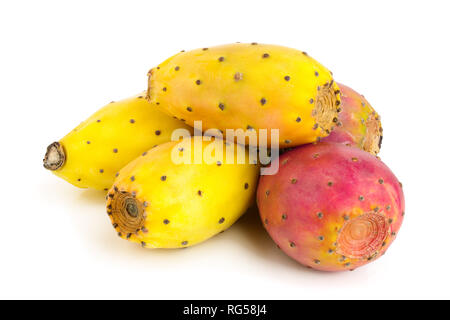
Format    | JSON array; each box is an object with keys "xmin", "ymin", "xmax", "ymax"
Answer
[{"xmin": 0, "ymin": 0, "xmax": 448, "ymax": 299}]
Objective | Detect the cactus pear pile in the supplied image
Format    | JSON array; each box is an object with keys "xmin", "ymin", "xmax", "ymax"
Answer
[
  {"xmin": 147, "ymin": 43, "xmax": 341, "ymax": 148},
  {"xmin": 257, "ymin": 143, "xmax": 404, "ymax": 271},
  {"xmin": 43, "ymin": 93, "xmax": 193, "ymax": 190},
  {"xmin": 43, "ymin": 42, "xmax": 404, "ymax": 273},
  {"xmin": 106, "ymin": 137, "xmax": 259, "ymax": 248}
]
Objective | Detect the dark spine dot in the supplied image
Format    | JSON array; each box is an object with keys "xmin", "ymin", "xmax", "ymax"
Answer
[
  {"xmin": 142, "ymin": 152, "xmax": 147, "ymax": 156},
  {"xmin": 282, "ymin": 214, "xmax": 287, "ymax": 220},
  {"xmin": 313, "ymin": 123, "xmax": 319, "ymax": 130},
  {"xmin": 218, "ymin": 57, "xmax": 225, "ymax": 62},
  {"xmin": 162, "ymin": 87, "xmax": 167, "ymax": 92},
  {"xmin": 163, "ymin": 219, "xmax": 170, "ymax": 224},
  {"xmin": 296, "ymin": 117, "xmax": 301, "ymax": 122},
  {"xmin": 291, "ymin": 178, "xmax": 297, "ymax": 184},
  {"xmin": 141, "ymin": 242, "xmax": 146, "ymax": 247},
  {"xmin": 289, "ymin": 242, "xmax": 296, "ymax": 248},
  {"xmin": 218, "ymin": 103, "xmax": 225, "ymax": 110},
  {"xmin": 244, "ymin": 183, "xmax": 249, "ymax": 189},
  {"xmin": 217, "ymin": 161, "xmax": 222, "ymax": 166},
  {"xmin": 251, "ymin": 42, "xmax": 258, "ymax": 45},
  {"xmin": 262, "ymin": 53, "xmax": 269, "ymax": 58},
  {"xmin": 317, "ymin": 212, "xmax": 323, "ymax": 219},
  {"xmin": 260, "ymin": 98, "xmax": 267, "ymax": 105},
  {"xmin": 314, "ymin": 259, "xmax": 321, "ymax": 264},
  {"xmin": 318, "ymin": 236, "xmax": 324, "ymax": 241},
  {"xmin": 218, "ymin": 217, "xmax": 225, "ymax": 224},
  {"xmin": 175, "ymin": 66, "xmax": 180, "ymax": 71},
  {"xmin": 155, "ymin": 130, "xmax": 161, "ymax": 136},
  {"xmin": 130, "ymin": 119, "xmax": 135, "ymax": 123},
  {"xmin": 284, "ymin": 76, "xmax": 290, "ymax": 81},
  {"xmin": 314, "ymin": 71, "xmax": 319, "ymax": 77},
  {"xmin": 87, "ymin": 141, "xmax": 91, "ymax": 144},
  {"xmin": 99, "ymin": 169, "xmax": 104, "ymax": 173},
  {"xmin": 113, "ymin": 148, "xmax": 118, "ymax": 153},
  {"xmin": 359, "ymin": 195, "xmax": 364, "ymax": 201},
  {"xmin": 161, "ymin": 175, "xmax": 167, "ymax": 181},
  {"xmin": 197, "ymin": 190, "xmax": 202, "ymax": 196},
  {"xmin": 126, "ymin": 233, "xmax": 132, "ymax": 239},
  {"xmin": 327, "ymin": 181, "xmax": 333, "ymax": 186},
  {"xmin": 96, "ymin": 119, "xmax": 101, "ymax": 123},
  {"xmin": 186, "ymin": 107, "xmax": 192, "ymax": 112},
  {"xmin": 202, "ymin": 48, "xmax": 208, "ymax": 51},
  {"xmin": 143, "ymin": 201, "xmax": 148, "ymax": 207},
  {"xmin": 196, "ymin": 80, "xmax": 202, "ymax": 85},
  {"xmin": 309, "ymin": 98, "xmax": 314, "ymax": 104},
  {"xmin": 181, "ymin": 241, "xmax": 188, "ymax": 246},
  {"xmin": 378, "ymin": 179, "xmax": 384, "ymax": 184},
  {"xmin": 77, "ymin": 178, "xmax": 81, "ymax": 181},
  {"xmin": 130, "ymin": 176, "xmax": 135, "ymax": 181}
]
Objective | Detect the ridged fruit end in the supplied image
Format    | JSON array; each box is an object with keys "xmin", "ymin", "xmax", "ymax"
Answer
[
  {"xmin": 107, "ymin": 189, "xmax": 146, "ymax": 235},
  {"xmin": 314, "ymin": 81, "xmax": 341, "ymax": 135},
  {"xmin": 43, "ymin": 142, "xmax": 65, "ymax": 170},
  {"xmin": 336, "ymin": 211, "xmax": 389, "ymax": 260},
  {"xmin": 363, "ymin": 112, "xmax": 383, "ymax": 155}
]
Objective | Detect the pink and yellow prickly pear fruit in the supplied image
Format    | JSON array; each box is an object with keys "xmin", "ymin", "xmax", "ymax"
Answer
[
  {"xmin": 147, "ymin": 43, "xmax": 341, "ymax": 148},
  {"xmin": 106, "ymin": 137, "xmax": 259, "ymax": 248},
  {"xmin": 257, "ymin": 143, "xmax": 404, "ymax": 271},
  {"xmin": 322, "ymin": 83, "xmax": 383, "ymax": 155},
  {"xmin": 43, "ymin": 93, "xmax": 193, "ymax": 190}
]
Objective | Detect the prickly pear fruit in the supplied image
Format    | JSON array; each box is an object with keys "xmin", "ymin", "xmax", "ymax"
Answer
[
  {"xmin": 147, "ymin": 43, "xmax": 341, "ymax": 148},
  {"xmin": 43, "ymin": 93, "xmax": 193, "ymax": 190},
  {"xmin": 322, "ymin": 83, "xmax": 383, "ymax": 155},
  {"xmin": 106, "ymin": 137, "xmax": 259, "ymax": 248},
  {"xmin": 257, "ymin": 143, "xmax": 404, "ymax": 271}
]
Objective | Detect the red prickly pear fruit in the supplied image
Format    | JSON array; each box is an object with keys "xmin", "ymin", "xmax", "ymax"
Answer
[
  {"xmin": 257, "ymin": 143, "xmax": 405, "ymax": 272},
  {"xmin": 322, "ymin": 83, "xmax": 383, "ymax": 155}
]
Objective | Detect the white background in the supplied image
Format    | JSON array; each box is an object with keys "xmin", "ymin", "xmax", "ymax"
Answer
[{"xmin": 1, "ymin": 0, "xmax": 449, "ymax": 299}]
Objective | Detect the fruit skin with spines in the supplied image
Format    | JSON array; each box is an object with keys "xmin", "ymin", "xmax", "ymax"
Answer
[
  {"xmin": 257, "ymin": 142, "xmax": 404, "ymax": 271},
  {"xmin": 147, "ymin": 43, "xmax": 341, "ymax": 148},
  {"xmin": 322, "ymin": 83, "xmax": 383, "ymax": 155},
  {"xmin": 106, "ymin": 137, "xmax": 260, "ymax": 248},
  {"xmin": 43, "ymin": 92, "xmax": 194, "ymax": 190}
]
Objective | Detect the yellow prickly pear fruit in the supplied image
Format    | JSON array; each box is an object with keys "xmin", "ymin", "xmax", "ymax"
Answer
[
  {"xmin": 147, "ymin": 43, "xmax": 341, "ymax": 148},
  {"xmin": 106, "ymin": 137, "xmax": 260, "ymax": 248},
  {"xmin": 43, "ymin": 93, "xmax": 194, "ymax": 190}
]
